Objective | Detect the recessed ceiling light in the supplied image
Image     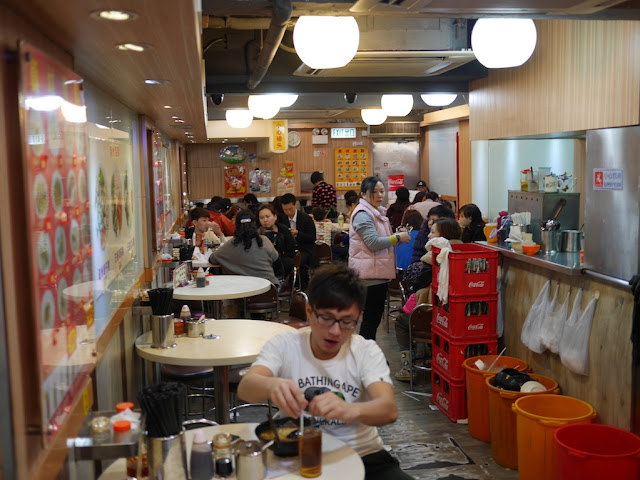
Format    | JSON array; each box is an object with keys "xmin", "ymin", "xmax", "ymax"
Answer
[
  {"xmin": 164, "ymin": 105, "xmax": 179, "ymax": 109},
  {"xmin": 144, "ymin": 79, "xmax": 169, "ymax": 85},
  {"xmin": 115, "ymin": 43, "xmax": 152, "ymax": 52},
  {"xmin": 90, "ymin": 10, "xmax": 138, "ymax": 21}
]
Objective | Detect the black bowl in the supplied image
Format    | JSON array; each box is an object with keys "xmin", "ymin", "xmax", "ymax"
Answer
[
  {"xmin": 255, "ymin": 417, "xmax": 314, "ymax": 457},
  {"xmin": 494, "ymin": 369, "xmax": 532, "ymax": 391}
]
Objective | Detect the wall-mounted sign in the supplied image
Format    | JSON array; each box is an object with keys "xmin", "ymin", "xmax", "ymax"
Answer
[
  {"xmin": 388, "ymin": 174, "xmax": 405, "ymax": 192},
  {"xmin": 335, "ymin": 147, "xmax": 368, "ymax": 189},
  {"xmin": 219, "ymin": 145, "xmax": 246, "ymax": 164},
  {"xmin": 272, "ymin": 120, "xmax": 287, "ymax": 151},
  {"xmin": 593, "ymin": 168, "xmax": 623, "ymax": 191},
  {"xmin": 331, "ymin": 127, "xmax": 356, "ymax": 139}
]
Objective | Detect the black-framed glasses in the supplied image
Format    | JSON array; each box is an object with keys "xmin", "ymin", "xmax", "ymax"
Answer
[{"xmin": 311, "ymin": 306, "xmax": 360, "ymax": 331}]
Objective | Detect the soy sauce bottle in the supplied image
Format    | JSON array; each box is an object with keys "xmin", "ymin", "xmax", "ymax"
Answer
[{"xmin": 213, "ymin": 432, "xmax": 234, "ymax": 478}]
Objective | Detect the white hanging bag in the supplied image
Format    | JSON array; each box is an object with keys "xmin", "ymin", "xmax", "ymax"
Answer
[
  {"xmin": 540, "ymin": 285, "xmax": 569, "ymax": 354},
  {"xmin": 520, "ymin": 280, "xmax": 550, "ymax": 353},
  {"xmin": 559, "ymin": 289, "xmax": 599, "ymax": 376}
]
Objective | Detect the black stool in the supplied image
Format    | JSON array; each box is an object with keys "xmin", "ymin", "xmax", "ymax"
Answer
[{"xmin": 160, "ymin": 364, "xmax": 216, "ymax": 420}]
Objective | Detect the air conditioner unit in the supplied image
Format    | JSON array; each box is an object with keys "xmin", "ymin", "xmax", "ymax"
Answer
[
  {"xmin": 293, "ymin": 50, "xmax": 476, "ymax": 78},
  {"xmin": 368, "ymin": 122, "xmax": 420, "ymax": 138}
]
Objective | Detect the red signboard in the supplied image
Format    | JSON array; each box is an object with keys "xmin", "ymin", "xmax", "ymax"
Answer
[{"xmin": 388, "ymin": 174, "xmax": 405, "ymax": 191}]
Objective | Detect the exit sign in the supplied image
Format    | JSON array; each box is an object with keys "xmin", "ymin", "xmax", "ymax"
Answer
[{"xmin": 331, "ymin": 127, "xmax": 356, "ymax": 139}]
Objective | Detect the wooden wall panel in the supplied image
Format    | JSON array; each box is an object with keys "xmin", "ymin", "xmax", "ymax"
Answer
[
  {"xmin": 458, "ymin": 119, "xmax": 471, "ymax": 208},
  {"xmin": 502, "ymin": 258, "xmax": 633, "ymax": 429},
  {"xmin": 470, "ymin": 20, "xmax": 640, "ymax": 140},
  {"xmin": 187, "ymin": 126, "xmax": 373, "ymax": 200}
]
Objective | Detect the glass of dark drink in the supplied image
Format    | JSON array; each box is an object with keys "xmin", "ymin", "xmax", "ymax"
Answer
[{"xmin": 298, "ymin": 427, "xmax": 322, "ymax": 478}]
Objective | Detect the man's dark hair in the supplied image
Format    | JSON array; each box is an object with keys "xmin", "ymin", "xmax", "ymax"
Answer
[
  {"xmin": 394, "ymin": 187, "xmax": 410, "ymax": 202},
  {"xmin": 243, "ymin": 193, "xmax": 258, "ymax": 205},
  {"xmin": 232, "ymin": 209, "xmax": 263, "ymax": 251},
  {"xmin": 427, "ymin": 204, "xmax": 455, "ymax": 220},
  {"xmin": 412, "ymin": 192, "xmax": 425, "ymax": 204},
  {"xmin": 312, "ymin": 207, "xmax": 327, "ymax": 221},
  {"xmin": 281, "ymin": 193, "xmax": 296, "ymax": 206},
  {"xmin": 310, "ymin": 171, "xmax": 324, "ymax": 184},
  {"xmin": 190, "ymin": 207, "xmax": 211, "ymax": 221},
  {"xmin": 344, "ymin": 190, "xmax": 359, "ymax": 203},
  {"xmin": 307, "ymin": 264, "xmax": 366, "ymax": 312},
  {"xmin": 208, "ymin": 195, "xmax": 224, "ymax": 212},
  {"xmin": 425, "ymin": 192, "xmax": 439, "ymax": 201},
  {"xmin": 195, "ymin": 202, "xmax": 205, "ymax": 208}
]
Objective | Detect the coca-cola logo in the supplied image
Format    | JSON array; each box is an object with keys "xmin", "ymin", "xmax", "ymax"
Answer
[
  {"xmin": 388, "ymin": 177, "xmax": 404, "ymax": 186},
  {"xmin": 468, "ymin": 281, "xmax": 485, "ymax": 288},
  {"xmin": 468, "ymin": 323, "xmax": 485, "ymax": 331},
  {"xmin": 436, "ymin": 312, "xmax": 449, "ymax": 328},
  {"xmin": 436, "ymin": 352, "xmax": 449, "ymax": 370},
  {"xmin": 436, "ymin": 392, "xmax": 449, "ymax": 411}
]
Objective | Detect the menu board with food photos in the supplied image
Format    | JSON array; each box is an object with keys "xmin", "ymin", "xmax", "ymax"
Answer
[
  {"xmin": 335, "ymin": 147, "xmax": 368, "ymax": 189},
  {"xmin": 20, "ymin": 43, "xmax": 95, "ymax": 438}
]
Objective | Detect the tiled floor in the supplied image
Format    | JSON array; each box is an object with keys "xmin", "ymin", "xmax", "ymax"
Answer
[{"xmin": 378, "ymin": 313, "xmax": 519, "ymax": 480}]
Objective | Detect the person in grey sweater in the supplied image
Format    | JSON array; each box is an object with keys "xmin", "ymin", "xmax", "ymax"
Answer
[{"xmin": 209, "ymin": 209, "xmax": 281, "ymax": 286}]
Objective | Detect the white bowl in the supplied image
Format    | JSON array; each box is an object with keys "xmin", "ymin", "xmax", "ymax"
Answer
[{"xmin": 520, "ymin": 381, "xmax": 546, "ymax": 393}]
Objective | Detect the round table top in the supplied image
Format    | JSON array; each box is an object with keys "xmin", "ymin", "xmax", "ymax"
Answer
[
  {"xmin": 135, "ymin": 319, "xmax": 296, "ymax": 366},
  {"xmin": 99, "ymin": 422, "xmax": 364, "ymax": 480},
  {"xmin": 172, "ymin": 275, "xmax": 271, "ymax": 301}
]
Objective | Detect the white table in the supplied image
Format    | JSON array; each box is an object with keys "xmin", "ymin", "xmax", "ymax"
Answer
[
  {"xmin": 173, "ymin": 274, "xmax": 271, "ymax": 318},
  {"xmin": 99, "ymin": 423, "xmax": 364, "ymax": 480},
  {"xmin": 136, "ymin": 320, "xmax": 295, "ymax": 424}
]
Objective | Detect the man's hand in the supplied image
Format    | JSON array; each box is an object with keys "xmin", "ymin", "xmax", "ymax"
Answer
[
  {"xmin": 308, "ymin": 391, "xmax": 359, "ymax": 423},
  {"xmin": 269, "ymin": 378, "xmax": 308, "ymax": 418},
  {"xmin": 290, "ymin": 228, "xmax": 299, "ymax": 236}
]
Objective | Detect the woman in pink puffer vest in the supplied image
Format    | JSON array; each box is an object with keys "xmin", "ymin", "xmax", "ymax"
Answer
[{"xmin": 349, "ymin": 177, "xmax": 411, "ymax": 340}]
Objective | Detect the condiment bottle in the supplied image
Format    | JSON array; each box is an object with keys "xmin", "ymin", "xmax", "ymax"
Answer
[
  {"xmin": 177, "ymin": 305, "xmax": 190, "ymax": 336},
  {"xmin": 213, "ymin": 432, "xmax": 234, "ymax": 478},
  {"xmin": 113, "ymin": 420, "xmax": 132, "ymax": 444},
  {"xmin": 190, "ymin": 429, "xmax": 214, "ymax": 480},
  {"xmin": 89, "ymin": 416, "xmax": 110, "ymax": 444},
  {"xmin": 196, "ymin": 267, "xmax": 206, "ymax": 288},
  {"xmin": 116, "ymin": 401, "xmax": 135, "ymax": 413},
  {"xmin": 337, "ymin": 212, "xmax": 344, "ymax": 227}
]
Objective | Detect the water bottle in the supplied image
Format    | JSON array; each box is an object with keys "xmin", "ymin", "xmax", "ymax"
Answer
[{"xmin": 337, "ymin": 212, "xmax": 344, "ymax": 227}]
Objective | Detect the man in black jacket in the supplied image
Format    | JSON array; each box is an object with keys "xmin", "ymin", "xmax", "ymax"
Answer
[{"xmin": 279, "ymin": 193, "xmax": 317, "ymax": 288}]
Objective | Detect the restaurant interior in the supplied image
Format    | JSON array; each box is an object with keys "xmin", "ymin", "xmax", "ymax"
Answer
[{"xmin": 1, "ymin": 0, "xmax": 640, "ymax": 479}]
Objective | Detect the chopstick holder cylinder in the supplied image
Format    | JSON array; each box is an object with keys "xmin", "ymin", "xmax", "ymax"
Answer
[
  {"xmin": 146, "ymin": 430, "xmax": 188, "ymax": 480},
  {"xmin": 151, "ymin": 314, "xmax": 177, "ymax": 349}
]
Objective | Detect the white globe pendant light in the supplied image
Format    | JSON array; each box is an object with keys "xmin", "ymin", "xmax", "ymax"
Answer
[
  {"xmin": 293, "ymin": 16, "xmax": 359, "ymax": 69},
  {"xmin": 361, "ymin": 108, "xmax": 387, "ymax": 126},
  {"xmin": 272, "ymin": 94, "xmax": 298, "ymax": 108},
  {"xmin": 421, "ymin": 93, "xmax": 457, "ymax": 107},
  {"xmin": 381, "ymin": 94, "xmax": 413, "ymax": 117},
  {"xmin": 248, "ymin": 95, "xmax": 280, "ymax": 119},
  {"xmin": 471, "ymin": 18, "xmax": 537, "ymax": 69},
  {"xmin": 225, "ymin": 110, "xmax": 253, "ymax": 128}
]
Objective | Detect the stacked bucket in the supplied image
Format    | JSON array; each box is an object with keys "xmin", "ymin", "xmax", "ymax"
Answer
[{"xmin": 430, "ymin": 243, "xmax": 499, "ymax": 422}]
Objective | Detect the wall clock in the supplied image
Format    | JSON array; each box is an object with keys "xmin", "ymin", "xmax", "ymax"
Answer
[{"xmin": 288, "ymin": 131, "xmax": 302, "ymax": 147}]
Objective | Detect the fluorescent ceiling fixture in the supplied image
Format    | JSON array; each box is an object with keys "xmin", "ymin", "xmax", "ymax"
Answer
[
  {"xmin": 361, "ymin": 108, "xmax": 387, "ymax": 126},
  {"xmin": 226, "ymin": 110, "xmax": 253, "ymax": 128},
  {"xmin": 421, "ymin": 93, "xmax": 457, "ymax": 107},
  {"xmin": 381, "ymin": 94, "xmax": 413, "ymax": 117},
  {"xmin": 91, "ymin": 10, "xmax": 138, "ymax": 21},
  {"xmin": 293, "ymin": 16, "xmax": 359, "ymax": 69},
  {"xmin": 471, "ymin": 18, "xmax": 537, "ymax": 69},
  {"xmin": 272, "ymin": 94, "xmax": 298, "ymax": 108},
  {"xmin": 115, "ymin": 43, "xmax": 152, "ymax": 52},
  {"xmin": 248, "ymin": 95, "xmax": 280, "ymax": 119}
]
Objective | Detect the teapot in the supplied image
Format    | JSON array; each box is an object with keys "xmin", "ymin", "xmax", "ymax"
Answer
[{"xmin": 557, "ymin": 173, "xmax": 576, "ymax": 192}]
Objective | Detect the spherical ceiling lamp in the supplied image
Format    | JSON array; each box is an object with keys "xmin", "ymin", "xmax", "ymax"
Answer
[
  {"xmin": 272, "ymin": 94, "xmax": 298, "ymax": 108},
  {"xmin": 293, "ymin": 16, "xmax": 359, "ymax": 69},
  {"xmin": 361, "ymin": 108, "xmax": 387, "ymax": 126},
  {"xmin": 421, "ymin": 93, "xmax": 458, "ymax": 107},
  {"xmin": 248, "ymin": 95, "xmax": 280, "ymax": 119},
  {"xmin": 381, "ymin": 94, "xmax": 413, "ymax": 117},
  {"xmin": 471, "ymin": 18, "xmax": 537, "ymax": 69},
  {"xmin": 225, "ymin": 109, "xmax": 253, "ymax": 128}
]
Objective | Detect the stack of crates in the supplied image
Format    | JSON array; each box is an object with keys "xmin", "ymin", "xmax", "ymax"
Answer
[{"xmin": 430, "ymin": 243, "xmax": 499, "ymax": 422}]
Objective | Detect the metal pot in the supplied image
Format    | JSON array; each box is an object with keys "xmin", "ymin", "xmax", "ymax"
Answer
[{"xmin": 560, "ymin": 230, "xmax": 584, "ymax": 252}]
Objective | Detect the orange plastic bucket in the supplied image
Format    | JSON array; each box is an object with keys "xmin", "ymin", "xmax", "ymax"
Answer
[
  {"xmin": 486, "ymin": 373, "xmax": 559, "ymax": 469},
  {"xmin": 462, "ymin": 355, "xmax": 528, "ymax": 442},
  {"xmin": 513, "ymin": 394, "xmax": 596, "ymax": 480}
]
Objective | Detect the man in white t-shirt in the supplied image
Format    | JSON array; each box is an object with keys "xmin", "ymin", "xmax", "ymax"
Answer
[{"xmin": 238, "ymin": 265, "xmax": 413, "ymax": 480}]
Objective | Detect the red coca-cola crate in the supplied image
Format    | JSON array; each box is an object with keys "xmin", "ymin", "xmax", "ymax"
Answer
[
  {"xmin": 431, "ymin": 328, "xmax": 498, "ymax": 381},
  {"xmin": 432, "ymin": 293, "xmax": 498, "ymax": 339},
  {"xmin": 432, "ymin": 243, "xmax": 498, "ymax": 297},
  {"xmin": 432, "ymin": 365, "xmax": 467, "ymax": 422}
]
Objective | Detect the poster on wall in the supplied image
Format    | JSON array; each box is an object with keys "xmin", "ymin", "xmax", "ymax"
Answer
[
  {"xmin": 249, "ymin": 168, "xmax": 271, "ymax": 193},
  {"xmin": 335, "ymin": 147, "xmax": 368, "ymax": 189},
  {"xmin": 224, "ymin": 165, "xmax": 248, "ymax": 197},
  {"xmin": 277, "ymin": 160, "xmax": 295, "ymax": 195},
  {"xmin": 19, "ymin": 42, "xmax": 95, "ymax": 439}
]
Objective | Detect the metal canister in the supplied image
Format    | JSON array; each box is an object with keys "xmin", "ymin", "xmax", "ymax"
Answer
[{"xmin": 235, "ymin": 441, "xmax": 266, "ymax": 480}]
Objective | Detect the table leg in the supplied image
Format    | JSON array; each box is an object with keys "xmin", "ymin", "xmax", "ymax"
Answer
[{"xmin": 213, "ymin": 365, "xmax": 230, "ymax": 424}]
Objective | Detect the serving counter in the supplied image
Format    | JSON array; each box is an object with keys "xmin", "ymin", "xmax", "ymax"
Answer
[{"xmin": 476, "ymin": 240, "xmax": 634, "ymax": 430}]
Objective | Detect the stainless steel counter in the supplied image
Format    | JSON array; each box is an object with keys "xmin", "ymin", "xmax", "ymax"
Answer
[{"xmin": 476, "ymin": 241, "xmax": 583, "ymax": 275}]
